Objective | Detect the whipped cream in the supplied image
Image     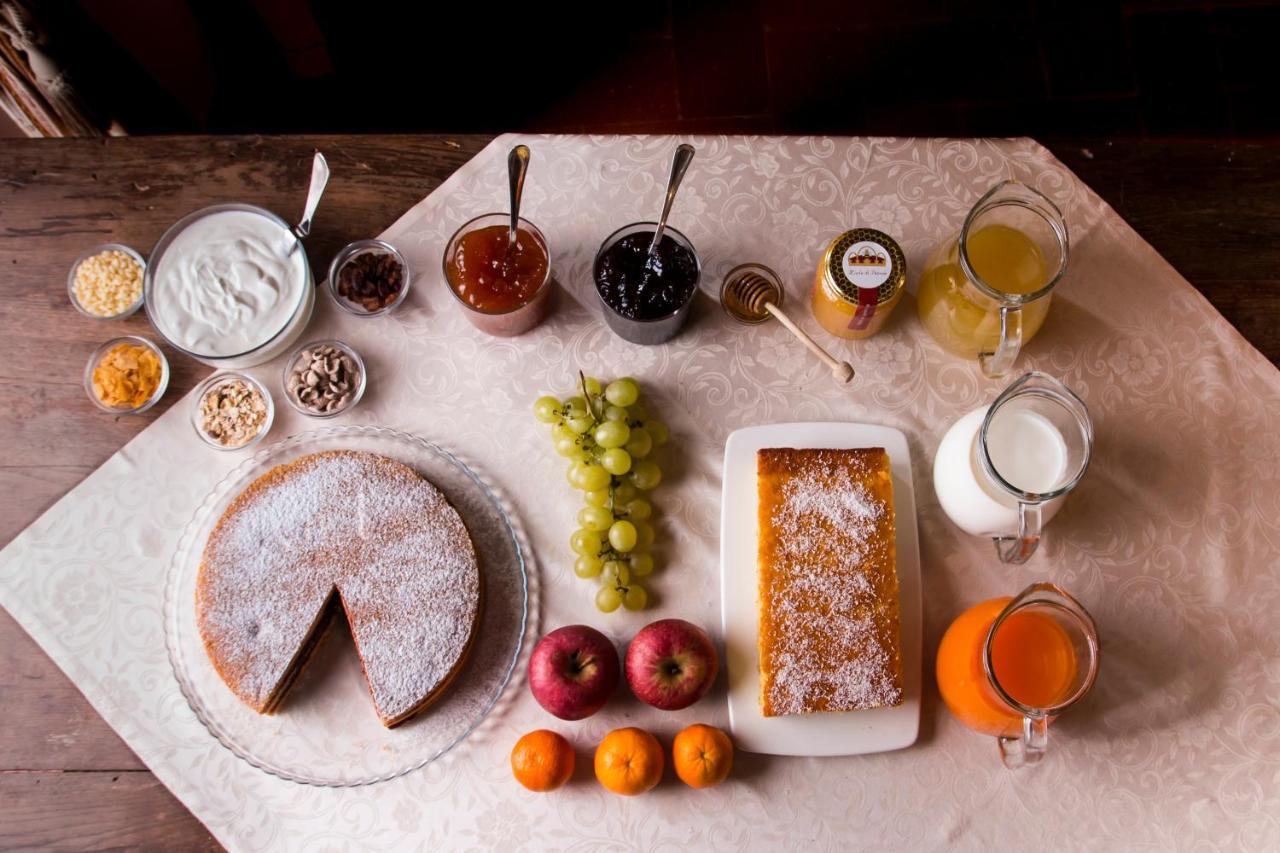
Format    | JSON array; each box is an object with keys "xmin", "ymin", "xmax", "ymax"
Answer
[{"xmin": 151, "ymin": 209, "xmax": 307, "ymax": 358}]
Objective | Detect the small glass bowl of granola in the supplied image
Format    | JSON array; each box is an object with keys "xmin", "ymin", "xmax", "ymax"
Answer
[{"xmin": 192, "ymin": 372, "xmax": 274, "ymax": 451}]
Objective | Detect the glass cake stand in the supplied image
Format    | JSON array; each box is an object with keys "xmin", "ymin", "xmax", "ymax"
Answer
[{"xmin": 163, "ymin": 425, "xmax": 537, "ymax": 786}]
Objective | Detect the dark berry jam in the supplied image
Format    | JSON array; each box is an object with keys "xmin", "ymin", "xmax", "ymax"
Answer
[{"xmin": 594, "ymin": 231, "xmax": 698, "ymax": 322}]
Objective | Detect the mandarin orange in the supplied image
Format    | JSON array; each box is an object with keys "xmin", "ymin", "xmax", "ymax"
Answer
[
  {"xmin": 511, "ymin": 729, "xmax": 575, "ymax": 792},
  {"xmin": 594, "ymin": 727, "xmax": 664, "ymax": 795},
  {"xmin": 672, "ymin": 724, "xmax": 733, "ymax": 788}
]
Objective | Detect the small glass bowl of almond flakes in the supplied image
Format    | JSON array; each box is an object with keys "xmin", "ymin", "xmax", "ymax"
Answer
[
  {"xmin": 192, "ymin": 371, "xmax": 275, "ymax": 451},
  {"xmin": 68, "ymin": 243, "xmax": 147, "ymax": 320}
]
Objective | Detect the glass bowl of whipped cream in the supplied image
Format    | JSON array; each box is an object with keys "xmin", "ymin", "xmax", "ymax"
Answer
[{"xmin": 144, "ymin": 203, "xmax": 316, "ymax": 369}]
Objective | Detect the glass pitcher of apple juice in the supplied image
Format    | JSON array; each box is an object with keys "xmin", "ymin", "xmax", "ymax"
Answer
[{"xmin": 917, "ymin": 181, "xmax": 1068, "ymax": 378}]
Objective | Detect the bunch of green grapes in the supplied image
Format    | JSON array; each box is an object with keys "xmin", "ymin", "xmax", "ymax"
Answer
[{"xmin": 532, "ymin": 374, "xmax": 669, "ymax": 612}]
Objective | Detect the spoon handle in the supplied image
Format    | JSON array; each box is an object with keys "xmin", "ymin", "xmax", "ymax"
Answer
[
  {"xmin": 508, "ymin": 144, "xmax": 531, "ymax": 248},
  {"xmin": 294, "ymin": 151, "xmax": 329, "ymax": 239},
  {"xmin": 764, "ymin": 302, "xmax": 855, "ymax": 383},
  {"xmin": 648, "ymin": 143, "xmax": 695, "ymax": 255}
]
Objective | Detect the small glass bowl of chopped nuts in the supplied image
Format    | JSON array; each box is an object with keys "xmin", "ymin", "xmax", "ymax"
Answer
[
  {"xmin": 192, "ymin": 371, "xmax": 275, "ymax": 451},
  {"xmin": 326, "ymin": 239, "xmax": 412, "ymax": 317},
  {"xmin": 281, "ymin": 339, "xmax": 366, "ymax": 418},
  {"xmin": 68, "ymin": 243, "xmax": 147, "ymax": 320}
]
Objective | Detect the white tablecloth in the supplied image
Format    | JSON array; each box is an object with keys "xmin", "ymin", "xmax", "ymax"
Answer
[{"xmin": 2, "ymin": 135, "xmax": 1278, "ymax": 852}]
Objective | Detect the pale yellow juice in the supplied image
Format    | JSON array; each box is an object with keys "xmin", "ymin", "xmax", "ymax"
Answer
[{"xmin": 917, "ymin": 223, "xmax": 1052, "ymax": 359}]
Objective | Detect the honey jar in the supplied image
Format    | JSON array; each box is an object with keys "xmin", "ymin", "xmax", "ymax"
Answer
[{"xmin": 810, "ymin": 227, "xmax": 906, "ymax": 340}]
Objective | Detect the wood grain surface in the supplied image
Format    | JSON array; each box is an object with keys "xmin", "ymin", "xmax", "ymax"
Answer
[{"xmin": 0, "ymin": 134, "xmax": 1275, "ymax": 851}]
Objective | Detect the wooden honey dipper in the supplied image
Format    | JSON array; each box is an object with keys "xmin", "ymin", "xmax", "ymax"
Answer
[{"xmin": 721, "ymin": 263, "xmax": 855, "ymax": 383}]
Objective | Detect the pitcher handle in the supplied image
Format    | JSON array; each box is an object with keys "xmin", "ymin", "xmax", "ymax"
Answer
[
  {"xmin": 997, "ymin": 715, "xmax": 1049, "ymax": 768},
  {"xmin": 979, "ymin": 305, "xmax": 1023, "ymax": 379},
  {"xmin": 993, "ymin": 500, "xmax": 1041, "ymax": 564}
]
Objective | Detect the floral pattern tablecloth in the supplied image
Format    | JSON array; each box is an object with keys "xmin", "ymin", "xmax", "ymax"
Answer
[{"xmin": 2, "ymin": 135, "xmax": 1278, "ymax": 852}]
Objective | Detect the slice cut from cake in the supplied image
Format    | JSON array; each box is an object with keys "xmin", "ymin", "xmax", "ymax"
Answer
[
  {"xmin": 196, "ymin": 451, "xmax": 482, "ymax": 727},
  {"xmin": 756, "ymin": 447, "xmax": 903, "ymax": 716}
]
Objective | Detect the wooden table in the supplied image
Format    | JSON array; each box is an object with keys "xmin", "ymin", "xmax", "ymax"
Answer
[{"xmin": 1, "ymin": 135, "xmax": 1276, "ymax": 850}]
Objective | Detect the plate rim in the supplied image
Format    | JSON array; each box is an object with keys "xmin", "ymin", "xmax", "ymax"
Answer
[
  {"xmin": 719, "ymin": 420, "xmax": 923, "ymax": 757},
  {"xmin": 161, "ymin": 424, "xmax": 535, "ymax": 787}
]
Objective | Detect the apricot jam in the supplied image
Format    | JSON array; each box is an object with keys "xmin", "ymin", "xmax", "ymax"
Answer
[{"xmin": 445, "ymin": 224, "xmax": 549, "ymax": 313}]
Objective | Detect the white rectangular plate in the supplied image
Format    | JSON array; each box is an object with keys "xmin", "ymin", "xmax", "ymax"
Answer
[{"xmin": 719, "ymin": 422, "xmax": 922, "ymax": 757}]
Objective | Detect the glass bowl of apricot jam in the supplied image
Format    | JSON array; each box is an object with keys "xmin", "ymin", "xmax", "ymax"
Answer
[{"xmin": 442, "ymin": 213, "xmax": 552, "ymax": 337}]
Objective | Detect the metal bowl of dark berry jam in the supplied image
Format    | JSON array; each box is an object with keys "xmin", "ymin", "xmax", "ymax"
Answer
[{"xmin": 593, "ymin": 221, "xmax": 700, "ymax": 345}]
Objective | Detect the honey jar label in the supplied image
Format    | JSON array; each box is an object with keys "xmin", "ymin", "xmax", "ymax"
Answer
[
  {"xmin": 848, "ymin": 297, "xmax": 878, "ymax": 330},
  {"xmin": 841, "ymin": 241, "xmax": 892, "ymax": 289}
]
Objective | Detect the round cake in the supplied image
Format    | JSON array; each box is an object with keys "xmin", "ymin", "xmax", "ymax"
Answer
[{"xmin": 196, "ymin": 450, "xmax": 482, "ymax": 727}]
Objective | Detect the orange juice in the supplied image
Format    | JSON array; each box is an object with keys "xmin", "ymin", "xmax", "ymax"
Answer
[{"xmin": 936, "ymin": 596, "xmax": 1079, "ymax": 736}]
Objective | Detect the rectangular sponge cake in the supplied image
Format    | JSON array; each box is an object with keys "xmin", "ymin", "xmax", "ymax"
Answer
[{"xmin": 756, "ymin": 447, "xmax": 904, "ymax": 716}]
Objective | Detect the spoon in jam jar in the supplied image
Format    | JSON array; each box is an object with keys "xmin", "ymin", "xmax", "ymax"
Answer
[
  {"xmin": 507, "ymin": 144, "xmax": 531, "ymax": 254},
  {"xmin": 647, "ymin": 143, "xmax": 695, "ymax": 269}
]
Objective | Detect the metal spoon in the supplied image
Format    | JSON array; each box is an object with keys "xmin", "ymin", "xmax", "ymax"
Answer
[
  {"xmin": 507, "ymin": 144, "xmax": 530, "ymax": 252},
  {"xmin": 647, "ymin": 143, "xmax": 695, "ymax": 260},
  {"xmin": 293, "ymin": 150, "xmax": 329, "ymax": 240},
  {"xmin": 722, "ymin": 263, "xmax": 855, "ymax": 383}
]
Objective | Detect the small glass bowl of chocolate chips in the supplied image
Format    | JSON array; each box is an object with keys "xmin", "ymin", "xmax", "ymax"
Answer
[
  {"xmin": 327, "ymin": 239, "xmax": 411, "ymax": 316},
  {"xmin": 281, "ymin": 339, "xmax": 366, "ymax": 418}
]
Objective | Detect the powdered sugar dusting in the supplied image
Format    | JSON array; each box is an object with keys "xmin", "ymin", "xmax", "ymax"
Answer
[
  {"xmin": 757, "ymin": 448, "xmax": 903, "ymax": 716},
  {"xmin": 196, "ymin": 451, "xmax": 480, "ymax": 724}
]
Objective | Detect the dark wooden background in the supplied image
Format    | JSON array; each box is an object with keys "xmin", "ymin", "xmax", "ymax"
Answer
[
  {"xmin": 0, "ymin": 134, "xmax": 1276, "ymax": 850},
  {"xmin": 40, "ymin": 2, "xmax": 1280, "ymax": 140}
]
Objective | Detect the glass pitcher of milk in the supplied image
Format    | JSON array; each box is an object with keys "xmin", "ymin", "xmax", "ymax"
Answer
[{"xmin": 933, "ymin": 372, "xmax": 1092, "ymax": 563}]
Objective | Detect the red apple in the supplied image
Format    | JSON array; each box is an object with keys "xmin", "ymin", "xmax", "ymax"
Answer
[
  {"xmin": 625, "ymin": 619, "xmax": 719, "ymax": 710},
  {"xmin": 528, "ymin": 625, "xmax": 620, "ymax": 720}
]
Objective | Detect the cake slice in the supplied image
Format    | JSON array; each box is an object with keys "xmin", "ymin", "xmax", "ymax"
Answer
[{"xmin": 756, "ymin": 447, "xmax": 903, "ymax": 716}]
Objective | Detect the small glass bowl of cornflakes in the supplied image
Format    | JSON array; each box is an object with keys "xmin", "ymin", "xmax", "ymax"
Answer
[{"xmin": 84, "ymin": 335, "xmax": 169, "ymax": 414}]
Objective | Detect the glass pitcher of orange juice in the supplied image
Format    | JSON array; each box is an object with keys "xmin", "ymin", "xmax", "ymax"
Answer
[
  {"xmin": 917, "ymin": 181, "xmax": 1068, "ymax": 378},
  {"xmin": 936, "ymin": 583, "xmax": 1099, "ymax": 767}
]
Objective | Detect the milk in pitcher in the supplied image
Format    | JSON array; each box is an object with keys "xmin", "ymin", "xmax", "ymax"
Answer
[{"xmin": 933, "ymin": 405, "xmax": 1069, "ymax": 538}]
